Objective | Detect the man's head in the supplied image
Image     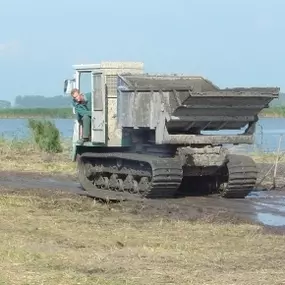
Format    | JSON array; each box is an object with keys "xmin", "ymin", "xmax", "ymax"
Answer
[{"xmin": 71, "ymin": 88, "xmax": 84, "ymax": 102}]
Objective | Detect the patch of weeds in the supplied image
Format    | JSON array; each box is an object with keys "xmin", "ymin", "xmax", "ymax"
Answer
[{"xmin": 28, "ymin": 119, "xmax": 63, "ymax": 153}]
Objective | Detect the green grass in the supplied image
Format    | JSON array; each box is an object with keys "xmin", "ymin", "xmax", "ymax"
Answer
[
  {"xmin": 0, "ymin": 189, "xmax": 283, "ymax": 285},
  {"xmin": 259, "ymin": 106, "xmax": 285, "ymax": 118},
  {"xmin": 0, "ymin": 106, "xmax": 284, "ymax": 119},
  {"xmin": 0, "ymin": 108, "xmax": 73, "ymax": 119}
]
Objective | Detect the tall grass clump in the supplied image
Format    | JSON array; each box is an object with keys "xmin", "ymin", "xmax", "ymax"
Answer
[{"xmin": 28, "ymin": 119, "xmax": 63, "ymax": 153}]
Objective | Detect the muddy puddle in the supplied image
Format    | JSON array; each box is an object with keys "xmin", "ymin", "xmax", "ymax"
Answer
[
  {"xmin": 247, "ymin": 191, "xmax": 285, "ymax": 227},
  {"xmin": 0, "ymin": 170, "xmax": 285, "ymax": 229}
]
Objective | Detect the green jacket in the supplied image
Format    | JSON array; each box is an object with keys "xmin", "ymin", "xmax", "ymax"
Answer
[{"xmin": 72, "ymin": 92, "xmax": 92, "ymax": 119}]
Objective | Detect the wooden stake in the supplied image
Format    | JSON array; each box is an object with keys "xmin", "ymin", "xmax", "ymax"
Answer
[{"xmin": 272, "ymin": 134, "xmax": 283, "ymax": 189}]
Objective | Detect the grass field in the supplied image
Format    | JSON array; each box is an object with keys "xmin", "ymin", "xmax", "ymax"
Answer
[
  {"xmin": 0, "ymin": 106, "xmax": 284, "ymax": 119},
  {"xmin": 0, "ymin": 137, "xmax": 75, "ymax": 174},
  {"xmin": 0, "ymin": 188, "xmax": 283, "ymax": 285},
  {"xmin": 0, "ymin": 136, "xmax": 284, "ymax": 174},
  {"xmin": 0, "ymin": 108, "xmax": 73, "ymax": 119}
]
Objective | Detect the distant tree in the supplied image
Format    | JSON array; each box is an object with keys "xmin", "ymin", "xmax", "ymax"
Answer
[
  {"xmin": 14, "ymin": 95, "xmax": 72, "ymax": 108},
  {"xmin": 0, "ymin": 100, "xmax": 11, "ymax": 109}
]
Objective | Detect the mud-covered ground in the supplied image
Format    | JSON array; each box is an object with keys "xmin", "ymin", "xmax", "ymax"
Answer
[{"xmin": 1, "ymin": 161, "xmax": 285, "ymax": 233}]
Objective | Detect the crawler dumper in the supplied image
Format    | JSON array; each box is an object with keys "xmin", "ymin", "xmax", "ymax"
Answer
[{"xmin": 64, "ymin": 61, "xmax": 279, "ymax": 201}]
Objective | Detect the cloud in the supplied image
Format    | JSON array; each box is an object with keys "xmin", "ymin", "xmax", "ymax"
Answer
[{"xmin": 0, "ymin": 41, "xmax": 20, "ymax": 56}]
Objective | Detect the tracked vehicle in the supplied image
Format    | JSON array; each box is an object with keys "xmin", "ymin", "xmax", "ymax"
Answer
[{"xmin": 64, "ymin": 61, "xmax": 279, "ymax": 201}]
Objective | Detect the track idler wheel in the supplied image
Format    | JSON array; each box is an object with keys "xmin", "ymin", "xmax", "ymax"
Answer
[{"xmin": 76, "ymin": 154, "xmax": 96, "ymax": 192}]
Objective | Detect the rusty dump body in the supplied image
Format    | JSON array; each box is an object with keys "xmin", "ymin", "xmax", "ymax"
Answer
[{"xmin": 76, "ymin": 73, "xmax": 280, "ymax": 201}]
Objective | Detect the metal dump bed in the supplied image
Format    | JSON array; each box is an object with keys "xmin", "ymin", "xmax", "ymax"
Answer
[
  {"xmin": 118, "ymin": 74, "xmax": 220, "ymax": 91},
  {"xmin": 117, "ymin": 74, "xmax": 279, "ymax": 134}
]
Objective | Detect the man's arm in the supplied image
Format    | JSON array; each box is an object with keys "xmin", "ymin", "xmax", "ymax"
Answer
[
  {"xmin": 71, "ymin": 100, "xmax": 79, "ymax": 120},
  {"xmin": 73, "ymin": 99, "xmax": 91, "ymax": 117}
]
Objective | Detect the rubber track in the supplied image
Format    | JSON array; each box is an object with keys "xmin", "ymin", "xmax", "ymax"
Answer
[
  {"xmin": 79, "ymin": 152, "xmax": 183, "ymax": 201},
  {"xmin": 220, "ymin": 154, "xmax": 258, "ymax": 198}
]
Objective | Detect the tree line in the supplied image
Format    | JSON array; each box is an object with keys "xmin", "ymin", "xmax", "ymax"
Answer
[
  {"xmin": 0, "ymin": 95, "xmax": 72, "ymax": 109},
  {"xmin": 0, "ymin": 92, "xmax": 284, "ymax": 110}
]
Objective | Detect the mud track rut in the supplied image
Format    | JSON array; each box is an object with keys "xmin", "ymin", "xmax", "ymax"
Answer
[{"xmin": 0, "ymin": 162, "xmax": 285, "ymax": 230}]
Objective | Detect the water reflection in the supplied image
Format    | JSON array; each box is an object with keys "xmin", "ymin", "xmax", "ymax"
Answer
[
  {"xmin": 256, "ymin": 213, "xmax": 285, "ymax": 227},
  {"xmin": 247, "ymin": 192, "xmax": 285, "ymax": 227}
]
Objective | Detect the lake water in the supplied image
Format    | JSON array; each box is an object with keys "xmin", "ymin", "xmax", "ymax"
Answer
[{"xmin": 0, "ymin": 117, "xmax": 285, "ymax": 153}]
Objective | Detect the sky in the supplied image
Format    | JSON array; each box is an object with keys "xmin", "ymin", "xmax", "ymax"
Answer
[{"xmin": 0, "ymin": 0, "xmax": 284, "ymax": 102}]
